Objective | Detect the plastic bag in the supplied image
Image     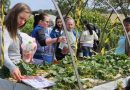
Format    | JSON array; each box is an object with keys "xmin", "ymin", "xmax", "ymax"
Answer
[{"xmin": 20, "ymin": 33, "xmax": 37, "ymax": 63}]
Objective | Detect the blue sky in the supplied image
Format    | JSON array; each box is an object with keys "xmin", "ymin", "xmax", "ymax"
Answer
[{"xmin": 10, "ymin": 0, "xmax": 55, "ymax": 11}]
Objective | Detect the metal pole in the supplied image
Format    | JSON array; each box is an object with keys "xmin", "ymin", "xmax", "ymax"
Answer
[
  {"xmin": 99, "ymin": 10, "xmax": 114, "ymax": 49},
  {"xmin": 103, "ymin": 10, "xmax": 114, "ymax": 31},
  {"xmin": 51, "ymin": 0, "xmax": 83, "ymax": 90},
  {"xmin": 102, "ymin": 2, "xmax": 121, "ymax": 32}
]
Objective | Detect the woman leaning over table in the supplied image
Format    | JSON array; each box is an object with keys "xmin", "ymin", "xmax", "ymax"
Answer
[{"xmin": 1, "ymin": 3, "xmax": 32, "ymax": 81}]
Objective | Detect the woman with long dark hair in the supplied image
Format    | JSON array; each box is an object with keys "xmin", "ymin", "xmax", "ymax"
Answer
[{"xmin": 50, "ymin": 16, "xmax": 67, "ymax": 60}]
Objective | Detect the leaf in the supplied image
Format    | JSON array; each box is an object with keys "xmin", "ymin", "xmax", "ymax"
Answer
[
  {"xmin": 101, "ymin": 48, "xmax": 105, "ymax": 55},
  {"xmin": 105, "ymin": 38, "xmax": 109, "ymax": 43},
  {"xmin": 18, "ymin": 61, "xmax": 34, "ymax": 75}
]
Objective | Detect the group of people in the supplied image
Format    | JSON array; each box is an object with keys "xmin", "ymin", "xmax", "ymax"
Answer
[{"xmin": 0, "ymin": 3, "xmax": 100, "ymax": 81}]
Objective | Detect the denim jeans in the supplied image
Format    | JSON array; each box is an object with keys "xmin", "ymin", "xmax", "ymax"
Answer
[{"xmin": 82, "ymin": 46, "xmax": 92, "ymax": 57}]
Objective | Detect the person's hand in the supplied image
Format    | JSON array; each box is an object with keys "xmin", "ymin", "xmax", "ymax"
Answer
[
  {"xmin": 11, "ymin": 67, "xmax": 23, "ymax": 81},
  {"xmin": 58, "ymin": 36, "xmax": 66, "ymax": 43},
  {"xmin": 62, "ymin": 46, "xmax": 69, "ymax": 54}
]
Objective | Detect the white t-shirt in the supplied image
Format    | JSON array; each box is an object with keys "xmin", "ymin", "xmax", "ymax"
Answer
[{"xmin": 80, "ymin": 30, "xmax": 98, "ymax": 47}]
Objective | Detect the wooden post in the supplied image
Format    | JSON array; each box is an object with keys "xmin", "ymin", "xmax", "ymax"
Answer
[{"xmin": 0, "ymin": 0, "xmax": 4, "ymax": 66}]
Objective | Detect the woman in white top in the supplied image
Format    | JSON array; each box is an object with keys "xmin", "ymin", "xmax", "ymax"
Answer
[
  {"xmin": 80, "ymin": 23, "xmax": 98, "ymax": 57},
  {"xmin": 2, "ymin": 3, "xmax": 31, "ymax": 81}
]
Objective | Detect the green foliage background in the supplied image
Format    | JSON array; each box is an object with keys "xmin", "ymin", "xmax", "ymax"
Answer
[{"xmin": 21, "ymin": 16, "xmax": 34, "ymax": 35}]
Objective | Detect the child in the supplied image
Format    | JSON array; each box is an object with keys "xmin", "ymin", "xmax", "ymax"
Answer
[
  {"xmin": 123, "ymin": 17, "xmax": 130, "ymax": 58},
  {"xmin": 80, "ymin": 23, "xmax": 98, "ymax": 57}
]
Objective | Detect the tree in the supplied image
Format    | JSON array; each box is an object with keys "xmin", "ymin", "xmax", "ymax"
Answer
[
  {"xmin": 93, "ymin": 0, "xmax": 130, "ymax": 17},
  {"xmin": 56, "ymin": 0, "xmax": 124, "ymax": 52}
]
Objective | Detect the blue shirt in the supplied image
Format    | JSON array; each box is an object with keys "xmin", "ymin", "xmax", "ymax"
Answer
[
  {"xmin": 115, "ymin": 36, "xmax": 126, "ymax": 55},
  {"xmin": 50, "ymin": 29, "xmax": 63, "ymax": 38},
  {"xmin": 31, "ymin": 25, "xmax": 53, "ymax": 60}
]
